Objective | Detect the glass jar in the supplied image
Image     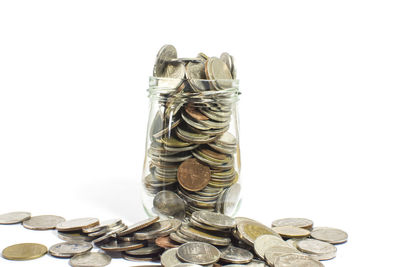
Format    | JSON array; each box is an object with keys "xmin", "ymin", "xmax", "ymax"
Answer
[{"xmin": 141, "ymin": 76, "xmax": 241, "ymax": 220}]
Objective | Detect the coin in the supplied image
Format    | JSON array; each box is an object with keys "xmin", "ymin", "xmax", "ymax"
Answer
[
  {"xmin": 124, "ymin": 244, "xmax": 163, "ymax": 256},
  {"xmin": 118, "ymin": 216, "xmax": 159, "ymax": 236},
  {"xmin": 57, "ymin": 231, "xmax": 95, "ymax": 242},
  {"xmin": 49, "ymin": 241, "xmax": 93, "ymax": 258},
  {"xmin": 170, "ymin": 232, "xmax": 192, "ymax": 244},
  {"xmin": 56, "ymin": 217, "xmax": 99, "ymax": 232},
  {"xmin": 185, "ymin": 104, "xmax": 208, "ymax": 121},
  {"xmin": 100, "ymin": 240, "xmax": 144, "ymax": 252},
  {"xmin": 153, "ymin": 44, "xmax": 177, "ymax": 77},
  {"xmin": 177, "ymin": 158, "xmax": 211, "ymax": 192},
  {"xmin": 186, "ymin": 62, "xmax": 208, "ymax": 91},
  {"xmin": 175, "ymin": 264, "xmax": 203, "ymax": 267},
  {"xmin": 205, "ymin": 57, "xmax": 233, "ymax": 90},
  {"xmin": 83, "ymin": 219, "xmax": 122, "ymax": 233},
  {"xmin": 177, "ymin": 242, "xmax": 221, "ymax": 265},
  {"xmin": 155, "ymin": 236, "xmax": 180, "ymax": 248},
  {"xmin": 0, "ymin": 211, "xmax": 31, "ymax": 224},
  {"xmin": 161, "ymin": 248, "xmax": 183, "ymax": 267},
  {"xmin": 153, "ymin": 190, "xmax": 185, "ymax": 218},
  {"xmin": 121, "ymin": 253, "xmax": 160, "ymax": 262},
  {"xmin": 274, "ymin": 253, "xmax": 323, "ymax": 267},
  {"xmin": 253, "ymin": 234, "xmax": 289, "ymax": 259},
  {"xmin": 22, "ymin": 215, "xmax": 65, "ymax": 230},
  {"xmin": 179, "ymin": 224, "xmax": 231, "ymax": 246},
  {"xmin": 236, "ymin": 220, "xmax": 280, "ymax": 246},
  {"xmin": 264, "ymin": 246, "xmax": 302, "ymax": 266},
  {"xmin": 134, "ymin": 220, "xmax": 172, "ymax": 240},
  {"xmin": 192, "ymin": 210, "xmax": 235, "ymax": 230},
  {"xmin": 310, "ymin": 227, "xmax": 348, "ymax": 244},
  {"xmin": 222, "ymin": 183, "xmax": 241, "ymax": 215},
  {"xmin": 69, "ymin": 252, "xmax": 111, "ymax": 267},
  {"xmin": 2, "ymin": 243, "xmax": 47, "ymax": 260},
  {"xmin": 296, "ymin": 239, "xmax": 337, "ymax": 260},
  {"xmin": 220, "ymin": 245, "xmax": 253, "ymax": 264},
  {"xmin": 272, "ymin": 218, "xmax": 314, "ymax": 230},
  {"xmin": 272, "ymin": 226, "xmax": 311, "ymax": 239}
]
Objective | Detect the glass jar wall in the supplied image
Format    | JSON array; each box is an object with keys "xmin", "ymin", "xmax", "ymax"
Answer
[{"xmin": 142, "ymin": 77, "xmax": 241, "ymax": 220}]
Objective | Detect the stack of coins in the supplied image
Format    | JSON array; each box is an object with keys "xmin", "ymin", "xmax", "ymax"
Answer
[
  {"xmin": 0, "ymin": 211, "xmax": 348, "ymax": 266},
  {"xmin": 144, "ymin": 44, "xmax": 241, "ymax": 218}
]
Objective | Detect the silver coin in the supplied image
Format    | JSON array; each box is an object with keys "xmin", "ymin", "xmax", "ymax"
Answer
[
  {"xmin": 174, "ymin": 264, "xmax": 203, "ymax": 267},
  {"xmin": 23, "ymin": 215, "xmax": 65, "ymax": 230},
  {"xmin": 69, "ymin": 252, "xmax": 111, "ymax": 267},
  {"xmin": 220, "ymin": 245, "xmax": 253, "ymax": 264},
  {"xmin": 253, "ymin": 234, "xmax": 289, "ymax": 259},
  {"xmin": 161, "ymin": 248, "xmax": 183, "ymax": 267},
  {"xmin": 153, "ymin": 44, "xmax": 177, "ymax": 77},
  {"xmin": 264, "ymin": 246, "xmax": 302, "ymax": 266},
  {"xmin": 186, "ymin": 61, "xmax": 208, "ymax": 91},
  {"xmin": 100, "ymin": 240, "xmax": 144, "ymax": 252},
  {"xmin": 170, "ymin": 232, "xmax": 191, "ymax": 244},
  {"xmin": 286, "ymin": 238, "xmax": 308, "ymax": 248},
  {"xmin": 153, "ymin": 190, "xmax": 185, "ymax": 218},
  {"xmin": 57, "ymin": 231, "xmax": 95, "ymax": 242},
  {"xmin": 177, "ymin": 242, "xmax": 220, "ymax": 265},
  {"xmin": 272, "ymin": 218, "xmax": 314, "ymax": 230},
  {"xmin": 49, "ymin": 241, "xmax": 93, "ymax": 258},
  {"xmin": 134, "ymin": 220, "xmax": 172, "ymax": 240},
  {"xmin": 92, "ymin": 224, "xmax": 127, "ymax": 244},
  {"xmin": 179, "ymin": 224, "xmax": 231, "ymax": 246},
  {"xmin": 272, "ymin": 226, "xmax": 311, "ymax": 239},
  {"xmin": 310, "ymin": 227, "xmax": 348, "ymax": 244},
  {"xmin": 205, "ymin": 57, "xmax": 233, "ymax": 90},
  {"xmin": 0, "ymin": 211, "xmax": 31, "ymax": 224},
  {"xmin": 124, "ymin": 244, "xmax": 163, "ymax": 256},
  {"xmin": 222, "ymin": 183, "xmax": 241, "ymax": 215},
  {"xmin": 157, "ymin": 63, "xmax": 186, "ymax": 89},
  {"xmin": 192, "ymin": 210, "xmax": 235, "ymax": 230},
  {"xmin": 274, "ymin": 253, "xmax": 324, "ymax": 267},
  {"xmin": 121, "ymin": 253, "xmax": 160, "ymax": 262},
  {"xmin": 169, "ymin": 58, "xmax": 203, "ymax": 63},
  {"xmin": 296, "ymin": 239, "xmax": 337, "ymax": 261},
  {"xmin": 118, "ymin": 216, "xmax": 159, "ymax": 236},
  {"xmin": 82, "ymin": 219, "xmax": 122, "ymax": 233},
  {"xmin": 56, "ymin": 217, "xmax": 99, "ymax": 232}
]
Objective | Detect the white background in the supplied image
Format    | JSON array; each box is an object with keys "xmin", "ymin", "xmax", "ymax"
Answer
[{"xmin": 1, "ymin": 0, "xmax": 399, "ymax": 266}]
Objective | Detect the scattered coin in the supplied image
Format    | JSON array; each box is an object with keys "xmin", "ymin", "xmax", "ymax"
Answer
[
  {"xmin": 121, "ymin": 253, "xmax": 160, "ymax": 262},
  {"xmin": 311, "ymin": 227, "xmax": 348, "ymax": 244},
  {"xmin": 177, "ymin": 242, "xmax": 221, "ymax": 265},
  {"xmin": 156, "ymin": 235, "xmax": 180, "ymax": 248},
  {"xmin": 22, "ymin": 215, "xmax": 65, "ymax": 230},
  {"xmin": 49, "ymin": 241, "xmax": 93, "ymax": 258},
  {"xmin": 272, "ymin": 218, "xmax": 314, "ymax": 230},
  {"xmin": 274, "ymin": 253, "xmax": 324, "ymax": 267},
  {"xmin": 124, "ymin": 244, "xmax": 163, "ymax": 256},
  {"xmin": 177, "ymin": 158, "xmax": 211, "ymax": 192},
  {"xmin": 236, "ymin": 221, "xmax": 281, "ymax": 246},
  {"xmin": 0, "ymin": 211, "xmax": 31, "ymax": 224},
  {"xmin": 272, "ymin": 226, "xmax": 311, "ymax": 239},
  {"xmin": 296, "ymin": 239, "xmax": 337, "ymax": 260},
  {"xmin": 161, "ymin": 247, "xmax": 183, "ymax": 267},
  {"xmin": 82, "ymin": 219, "xmax": 122, "ymax": 233},
  {"xmin": 69, "ymin": 252, "xmax": 111, "ymax": 267},
  {"xmin": 100, "ymin": 240, "xmax": 144, "ymax": 252},
  {"xmin": 220, "ymin": 245, "xmax": 254, "ymax": 264},
  {"xmin": 118, "ymin": 216, "xmax": 159, "ymax": 236},
  {"xmin": 253, "ymin": 234, "xmax": 289, "ymax": 259},
  {"xmin": 264, "ymin": 246, "xmax": 302, "ymax": 266},
  {"xmin": 2, "ymin": 243, "xmax": 47, "ymax": 260},
  {"xmin": 58, "ymin": 231, "xmax": 95, "ymax": 242},
  {"xmin": 56, "ymin": 217, "xmax": 99, "ymax": 232},
  {"xmin": 192, "ymin": 210, "xmax": 236, "ymax": 230},
  {"xmin": 179, "ymin": 224, "xmax": 231, "ymax": 246},
  {"xmin": 134, "ymin": 220, "xmax": 173, "ymax": 240}
]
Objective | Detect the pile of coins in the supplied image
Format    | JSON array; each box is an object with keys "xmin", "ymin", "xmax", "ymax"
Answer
[
  {"xmin": 144, "ymin": 44, "xmax": 241, "ymax": 218},
  {"xmin": 1, "ymin": 211, "xmax": 348, "ymax": 267}
]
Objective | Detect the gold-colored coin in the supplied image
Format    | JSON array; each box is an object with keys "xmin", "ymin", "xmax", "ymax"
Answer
[
  {"xmin": 237, "ymin": 221, "xmax": 281, "ymax": 246},
  {"xmin": 2, "ymin": 243, "xmax": 47, "ymax": 260}
]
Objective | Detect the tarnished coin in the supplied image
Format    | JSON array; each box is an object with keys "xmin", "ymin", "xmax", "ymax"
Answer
[
  {"xmin": 179, "ymin": 224, "xmax": 231, "ymax": 246},
  {"xmin": 264, "ymin": 246, "xmax": 302, "ymax": 266},
  {"xmin": 23, "ymin": 215, "xmax": 65, "ymax": 230},
  {"xmin": 69, "ymin": 252, "xmax": 111, "ymax": 267},
  {"xmin": 296, "ymin": 239, "xmax": 337, "ymax": 261},
  {"xmin": 177, "ymin": 158, "xmax": 211, "ymax": 192},
  {"xmin": 220, "ymin": 245, "xmax": 253, "ymax": 264},
  {"xmin": 177, "ymin": 242, "xmax": 221, "ymax": 265},
  {"xmin": 272, "ymin": 218, "xmax": 314, "ymax": 230},
  {"xmin": 153, "ymin": 44, "xmax": 177, "ymax": 77},
  {"xmin": 125, "ymin": 244, "xmax": 163, "ymax": 256},
  {"xmin": 161, "ymin": 248, "xmax": 183, "ymax": 267},
  {"xmin": 236, "ymin": 221, "xmax": 281, "ymax": 246},
  {"xmin": 192, "ymin": 210, "xmax": 235, "ymax": 230},
  {"xmin": 100, "ymin": 240, "xmax": 144, "ymax": 252},
  {"xmin": 134, "ymin": 220, "xmax": 172, "ymax": 240},
  {"xmin": 153, "ymin": 190, "xmax": 185, "ymax": 218},
  {"xmin": 274, "ymin": 253, "xmax": 324, "ymax": 267},
  {"xmin": 2, "ymin": 243, "xmax": 47, "ymax": 260},
  {"xmin": 0, "ymin": 211, "xmax": 31, "ymax": 224},
  {"xmin": 49, "ymin": 241, "xmax": 92, "ymax": 258},
  {"xmin": 253, "ymin": 234, "xmax": 289, "ymax": 259},
  {"xmin": 311, "ymin": 227, "xmax": 348, "ymax": 244},
  {"xmin": 272, "ymin": 226, "xmax": 311, "ymax": 239},
  {"xmin": 56, "ymin": 217, "xmax": 99, "ymax": 232},
  {"xmin": 118, "ymin": 216, "xmax": 159, "ymax": 236},
  {"xmin": 155, "ymin": 236, "xmax": 180, "ymax": 248}
]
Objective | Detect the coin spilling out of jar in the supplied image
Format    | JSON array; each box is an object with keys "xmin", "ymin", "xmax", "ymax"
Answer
[{"xmin": 142, "ymin": 45, "xmax": 241, "ymax": 219}]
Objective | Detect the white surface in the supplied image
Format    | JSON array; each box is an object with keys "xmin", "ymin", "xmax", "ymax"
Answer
[{"xmin": 0, "ymin": 0, "xmax": 399, "ymax": 266}]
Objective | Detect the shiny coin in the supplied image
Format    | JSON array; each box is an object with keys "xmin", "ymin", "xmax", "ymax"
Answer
[
  {"xmin": 186, "ymin": 62, "xmax": 208, "ymax": 91},
  {"xmin": 296, "ymin": 239, "xmax": 337, "ymax": 261},
  {"xmin": 125, "ymin": 244, "xmax": 163, "ymax": 256},
  {"xmin": 170, "ymin": 57, "xmax": 203, "ymax": 63},
  {"xmin": 56, "ymin": 217, "xmax": 99, "ymax": 232},
  {"xmin": 274, "ymin": 253, "xmax": 323, "ymax": 267},
  {"xmin": 69, "ymin": 252, "xmax": 111, "ymax": 267},
  {"xmin": 0, "ymin": 211, "xmax": 31, "ymax": 224},
  {"xmin": 2, "ymin": 243, "xmax": 47, "ymax": 260},
  {"xmin": 264, "ymin": 246, "xmax": 302, "ymax": 266},
  {"xmin": 83, "ymin": 219, "xmax": 122, "ymax": 233},
  {"xmin": 22, "ymin": 215, "xmax": 65, "ymax": 230},
  {"xmin": 161, "ymin": 248, "xmax": 183, "ymax": 267},
  {"xmin": 236, "ymin": 221, "xmax": 281, "ymax": 246},
  {"xmin": 88, "ymin": 223, "xmax": 127, "ymax": 237},
  {"xmin": 272, "ymin": 226, "xmax": 311, "ymax": 239},
  {"xmin": 311, "ymin": 227, "xmax": 348, "ymax": 244},
  {"xmin": 192, "ymin": 210, "xmax": 235, "ymax": 230},
  {"xmin": 155, "ymin": 236, "xmax": 180, "ymax": 248},
  {"xmin": 118, "ymin": 216, "xmax": 159, "ymax": 236},
  {"xmin": 222, "ymin": 183, "xmax": 241, "ymax": 215},
  {"xmin": 178, "ymin": 158, "xmax": 211, "ymax": 192},
  {"xmin": 253, "ymin": 234, "xmax": 289, "ymax": 259},
  {"xmin": 179, "ymin": 224, "xmax": 231, "ymax": 246},
  {"xmin": 134, "ymin": 220, "xmax": 172, "ymax": 240},
  {"xmin": 100, "ymin": 240, "xmax": 144, "ymax": 252},
  {"xmin": 272, "ymin": 218, "xmax": 314, "ymax": 230},
  {"xmin": 220, "ymin": 245, "xmax": 253, "ymax": 264},
  {"xmin": 49, "ymin": 241, "xmax": 93, "ymax": 258},
  {"xmin": 153, "ymin": 190, "xmax": 185, "ymax": 218},
  {"xmin": 286, "ymin": 238, "xmax": 308, "ymax": 248},
  {"xmin": 153, "ymin": 44, "xmax": 177, "ymax": 77},
  {"xmin": 177, "ymin": 242, "xmax": 220, "ymax": 265},
  {"xmin": 205, "ymin": 57, "xmax": 233, "ymax": 90},
  {"xmin": 92, "ymin": 232, "xmax": 116, "ymax": 245},
  {"xmin": 158, "ymin": 63, "xmax": 186, "ymax": 89}
]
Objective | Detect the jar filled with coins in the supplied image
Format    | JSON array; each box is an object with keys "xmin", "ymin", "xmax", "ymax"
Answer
[{"xmin": 142, "ymin": 45, "xmax": 241, "ymax": 220}]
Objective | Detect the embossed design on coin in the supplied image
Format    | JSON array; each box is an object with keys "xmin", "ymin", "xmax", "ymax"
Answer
[
  {"xmin": 153, "ymin": 190, "xmax": 185, "ymax": 218},
  {"xmin": 264, "ymin": 246, "xmax": 302, "ymax": 266},
  {"xmin": 274, "ymin": 253, "xmax": 323, "ymax": 267},
  {"xmin": 272, "ymin": 226, "xmax": 311, "ymax": 239},
  {"xmin": 311, "ymin": 227, "xmax": 348, "ymax": 244},
  {"xmin": 177, "ymin": 158, "xmax": 211, "ymax": 192},
  {"xmin": 177, "ymin": 242, "xmax": 221, "ymax": 265},
  {"xmin": 118, "ymin": 216, "xmax": 159, "ymax": 236},
  {"xmin": 0, "ymin": 211, "xmax": 31, "ymax": 224},
  {"xmin": 220, "ymin": 245, "xmax": 253, "ymax": 264},
  {"xmin": 161, "ymin": 248, "xmax": 183, "ymax": 267},
  {"xmin": 296, "ymin": 239, "xmax": 337, "ymax": 260},
  {"xmin": 23, "ymin": 215, "xmax": 65, "ymax": 230},
  {"xmin": 49, "ymin": 241, "xmax": 92, "ymax": 258},
  {"xmin": 2, "ymin": 243, "xmax": 47, "ymax": 260},
  {"xmin": 56, "ymin": 217, "xmax": 99, "ymax": 232},
  {"xmin": 254, "ymin": 234, "xmax": 289, "ymax": 259},
  {"xmin": 69, "ymin": 252, "xmax": 111, "ymax": 267}
]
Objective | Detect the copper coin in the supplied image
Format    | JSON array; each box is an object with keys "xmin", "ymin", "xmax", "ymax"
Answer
[
  {"xmin": 155, "ymin": 236, "xmax": 179, "ymax": 249},
  {"xmin": 177, "ymin": 158, "xmax": 211, "ymax": 192},
  {"xmin": 185, "ymin": 104, "xmax": 208, "ymax": 121}
]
